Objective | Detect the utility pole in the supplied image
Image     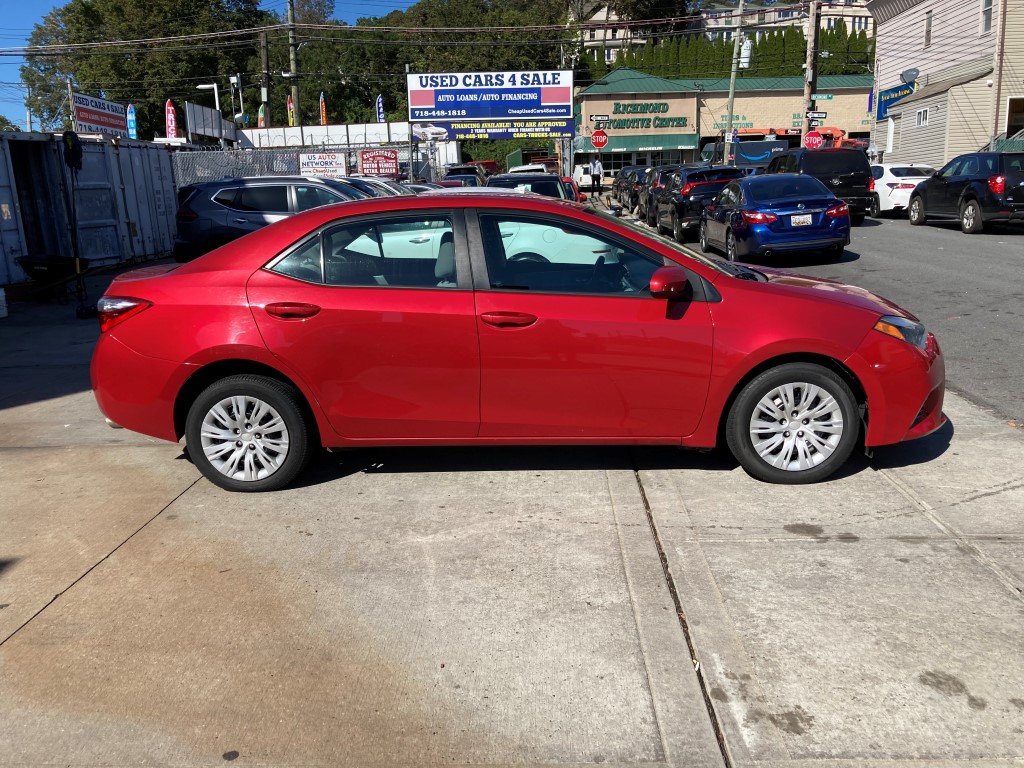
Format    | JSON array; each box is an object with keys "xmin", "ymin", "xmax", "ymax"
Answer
[
  {"xmin": 406, "ymin": 63, "xmax": 414, "ymax": 181},
  {"xmin": 260, "ymin": 31, "xmax": 270, "ymax": 127},
  {"xmin": 724, "ymin": 0, "xmax": 745, "ymax": 165},
  {"xmin": 801, "ymin": 0, "xmax": 821, "ymax": 138},
  {"xmin": 287, "ymin": 0, "xmax": 301, "ymax": 129},
  {"xmin": 26, "ymin": 85, "xmax": 33, "ymax": 132}
]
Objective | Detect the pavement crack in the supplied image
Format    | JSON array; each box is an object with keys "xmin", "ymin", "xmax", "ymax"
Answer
[
  {"xmin": 0, "ymin": 477, "xmax": 202, "ymax": 648},
  {"xmin": 630, "ymin": 456, "xmax": 734, "ymax": 768}
]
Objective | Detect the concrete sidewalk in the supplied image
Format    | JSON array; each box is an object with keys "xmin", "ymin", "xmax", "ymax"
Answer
[{"xmin": 0, "ymin": 275, "xmax": 1022, "ymax": 767}]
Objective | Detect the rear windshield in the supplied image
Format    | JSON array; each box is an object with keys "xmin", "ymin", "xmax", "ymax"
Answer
[
  {"xmin": 802, "ymin": 151, "xmax": 870, "ymax": 174},
  {"xmin": 890, "ymin": 166, "xmax": 935, "ymax": 177},
  {"xmin": 746, "ymin": 176, "xmax": 830, "ymax": 202},
  {"xmin": 689, "ymin": 168, "xmax": 746, "ymax": 183}
]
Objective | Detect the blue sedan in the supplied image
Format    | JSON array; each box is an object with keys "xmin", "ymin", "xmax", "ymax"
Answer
[{"xmin": 698, "ymin": 174, "xmax": 851, "ymax": 261}]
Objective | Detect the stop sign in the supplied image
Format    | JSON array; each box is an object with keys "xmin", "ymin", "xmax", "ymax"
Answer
[
  {"xmin": 803, "ymin": 130, "xmax": 823, "ymax": 149},
  {"xmin": 591, "ymin": 130, "xmax": 609, "ymax": 150}
]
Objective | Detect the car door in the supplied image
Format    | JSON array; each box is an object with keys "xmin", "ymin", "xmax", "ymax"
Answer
[
  {"xmin": 470, "ymin": 210, "xmax": 714, "ymax": 439},
  {"xmin": 928, "ymin": 156, "xmax": 965, "ymax": 215},
  {"xmin": 228, "ymin": 184, "xmax": 291, "ymax": 237},
  {"xmin": 704, "ymin": 183, "xmax": 738, "ymax": 246},
  {"xmin": 246, "ymin": 211, "xmax": 480, "ymax": 439}
]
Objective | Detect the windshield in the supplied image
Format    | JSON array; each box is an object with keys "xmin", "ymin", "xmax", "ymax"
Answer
[
  {"xmin": 486, "ymin": 178, "xmax": 566, "ymax": 198},
  {"xmin": 747, "ymin": 176, "xmax": 830, "ymax": 201},
  {"xmin": 802, "ymin": 151, "xmax": 870, "ymax": 174}
]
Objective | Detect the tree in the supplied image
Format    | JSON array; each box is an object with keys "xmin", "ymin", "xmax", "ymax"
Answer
[
  {"xmin": 608, "ymin": 0, "xmax": 690, "ymax": 34},
  {"xmin": 0, "ymin": 115, "xmax": 21, "ymax": 131},
  {"xmin": 21, "ymin": 0, "xmax": 274, "ymax": 136}
]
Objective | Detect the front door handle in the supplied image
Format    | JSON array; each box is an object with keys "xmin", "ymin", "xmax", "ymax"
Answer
[
  {"xmin": 480, "ymin": 311, "xmax": 537, "ymax": 328},
  {"xmin": 233, "ymin": 218, "xmax": 249, "ymax": 223},
  {"xmin": 409, "ymin": 236, "xmax": 431, "ymax": 243},
  {"xmin": 265, "ymin": 302, "xmax": 321, "ymax": 319}
]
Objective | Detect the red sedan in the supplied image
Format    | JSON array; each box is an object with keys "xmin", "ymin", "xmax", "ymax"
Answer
[{"xmin": 91, "ymin": 191, "xmax": 945, "ymax": 491}]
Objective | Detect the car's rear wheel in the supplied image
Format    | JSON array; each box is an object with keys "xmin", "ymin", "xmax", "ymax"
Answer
[
  {"xmin": 908, "ymin": 196, "xmax": 926, "ymax": 225},
  {"xmin": 869, "ymin": 194, "xmax": 881, "ymax": 218},
  {"xmin": 960, "ymin": 199, "xmax": 983, "ymax": 234},
  {"xmin": 699, "ymin": 221, "xmax": 713, "ymax": 254},
  {"xmin": 672, "ymin": 213, "xmax": 685, "ymax": 243},
  {"xmin": 725, "ymin": 229, "xmax": 738, "ymax": 262},
  {"xmin": 726, "ymin": 363, "xmax": 859, "ymax": 484},
  {"xmin": 185, "ymin": 375, "xmax": 312, "ymax": 492},
  {"xmin": 647, "ymin": 207, "xmax": 657, "ymax": 227}
]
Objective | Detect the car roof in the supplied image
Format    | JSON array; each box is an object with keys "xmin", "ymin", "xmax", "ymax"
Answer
[{"xmin": 487, "ymin": 173, "xmax": 561, "ymax": 181}]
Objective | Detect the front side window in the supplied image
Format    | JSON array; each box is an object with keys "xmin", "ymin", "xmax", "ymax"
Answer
[
  {"xmin": 940, "ymin": 158, "xmax": 964, "ymax": 178},
  {"xmin": 269, "ymin": 216, "xmax": 457, "ymax": 288},
  {"xmin": 295, "ymin": 185, "xmax": 344, "ymax": 212},
  {"xmin": 477, "ymin": 213, "xmax": 662, "ymax": 296}
]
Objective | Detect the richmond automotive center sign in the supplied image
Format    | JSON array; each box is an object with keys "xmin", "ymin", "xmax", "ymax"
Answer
[{"xmin": 407, "ymin": 70, "xmax": 574, "ymax": 141}]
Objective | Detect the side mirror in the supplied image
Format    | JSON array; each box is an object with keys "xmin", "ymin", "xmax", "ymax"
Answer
[
  {"xmin": 649, "ymin": 265, "xmax": 690, "ymax": 300},
  {"xmin": 579, "ymin": 193, "xmax": 587, "ymax": 202}
]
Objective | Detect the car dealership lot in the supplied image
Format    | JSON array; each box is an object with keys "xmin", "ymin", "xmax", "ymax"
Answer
[{"xmin": 2, "ymin": 236, "xmax": 1024, "ymax": 766}]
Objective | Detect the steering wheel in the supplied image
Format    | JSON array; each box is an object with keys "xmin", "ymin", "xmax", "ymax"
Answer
[{"xmin": 509, "ymin": 251, "xmax": 549, "ymax": 263}]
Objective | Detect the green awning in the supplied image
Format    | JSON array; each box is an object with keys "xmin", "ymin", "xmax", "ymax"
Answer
[{"xmin": 573, "ymin": 133, "xmax": 699, "ymax": 153}]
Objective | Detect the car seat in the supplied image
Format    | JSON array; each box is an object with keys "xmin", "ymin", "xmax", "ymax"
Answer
[{"xmin": 435, "ymin": 231, "xmax": 456, "ymax": 287}]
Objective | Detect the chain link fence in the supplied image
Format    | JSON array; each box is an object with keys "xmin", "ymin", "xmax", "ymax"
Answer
[{"xmin": 170, "ymin": 144, "xmax": 432, "ymax": 189}]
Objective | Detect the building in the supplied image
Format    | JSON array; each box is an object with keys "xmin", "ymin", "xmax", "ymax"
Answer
[
  {"xmin": 867, "ymin": 0, "xmax": 1024, "ymax": 166},
  {"xmin": 573, "ymin": 68, "xmax": 873, "ymax": 174},
  {"xmin": 701, "ymin": 0, "xmax": 874, "ymax": 42}
]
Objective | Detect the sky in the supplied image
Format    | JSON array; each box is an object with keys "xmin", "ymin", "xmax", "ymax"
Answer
[{"xmin": 0, "ymin": 0, "xmax": 418, "ymax": 129}]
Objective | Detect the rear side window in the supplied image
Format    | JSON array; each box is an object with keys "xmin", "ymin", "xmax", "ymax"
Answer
[
  {"xmin": 801, "ymin": 152, "xmax": 870, "ymax": 175},
  {"xmin": 212, "ymin": 188, "xmax": 238, "ymax": 208},
  {"xmin": 237, "ymin": 185, "xmax": 289, "ymax": 213},
  {"xmin": 890, "ymin": 166, "xmax": 935, "ymax": 177}
]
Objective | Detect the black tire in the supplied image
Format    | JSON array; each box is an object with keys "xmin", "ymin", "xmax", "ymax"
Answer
[
  {"xmin": 869, "ymin": 194, "xmax": 881, "ymax": 218},
  {"xmin": 908, "ymin": 195, "xmax": 926, "ymax": 226},
  {"xmin": 672, "ymin": 213, "xmax": 685, "ymax": 243},
  {"xmin": 726, "ymin": 363, "xmax": 859, "ymax": 484},
  {"xmin": 509, "ymin": 251, "xmax": 550, "ymax": 263},
  {"xmin": 646, "ymin": 207, "xmax": 657, "ymax": 227},
  {"xmin": 185, "ymin": 375, "xmax": 313, "ymax": 492},
  {"xmin": 699, "ymin": 221, "xmax": 713, "ymax": 254},
  {"xmin": 725, "ymin": 229, "xmax": 738, "ymax": 262},
  {"xmin": 851, "ymin": 213, "xmax": 866, "ymax": 226},
  {"xmin": 960, "ymin": 199, "xmax": 983, "ymax": 234}
]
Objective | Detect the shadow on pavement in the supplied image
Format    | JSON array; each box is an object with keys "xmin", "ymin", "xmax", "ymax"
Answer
[{"xmin": 870, "ymin": 417, "xmax": 954, "ymax": 469}]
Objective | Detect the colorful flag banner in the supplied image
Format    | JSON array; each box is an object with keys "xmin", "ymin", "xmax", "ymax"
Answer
[
  {"xmin": 164, "ymin": 99, "xmax": 177, "ymax": 139},
  {"xmin": 258, "ymin": 103, "xmax": 266, "ymax": 128},
  {"xmin": 126, "ymin": 104, "xmax": 137, "ymax": 139},
  {"xmin": 287, "ymin": 95, "xmax": 295, "ymax": 127},
  {"xmin": 375, "ymin": 94, "xmax": 385, "ymax": 123},
  {"xmin": 319, "ymin": 92, "xmax": 327, "ymax": 126}
]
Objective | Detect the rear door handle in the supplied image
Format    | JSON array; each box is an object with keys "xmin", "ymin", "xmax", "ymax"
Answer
[
  {"xmin": 265, "ymin": 302, "xmax": 321, "ymax": 319},
  {"xmin": 233, "ymin": 218, "xmax": 249, "ymax": 223},
  {"xmin": 480, "ymin": 311, "xmax": 537, "ymax": 328},
  {"xmin": 409, "ymin": 236, "xmax": 431, "ymax": 243}
]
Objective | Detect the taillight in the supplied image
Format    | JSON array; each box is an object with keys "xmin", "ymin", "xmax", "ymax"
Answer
[
  {"xmin": 826, "ymin": 203, "xmax": 850, "ymax": 218},
  {"xmin": 176, "ymin": 206, "xmax": 198, "ymax": 223},
  {"xmin": 988, "ymin": 175, "xmax": 1005, "ymax": 194},
  {"xmin": 887, "ymin": 182, "xmax": 917, "ymax": 190},
  {"xmin": 679, "ymin": 183, "xmax": 694, "ymax": 195},
  {"xmin": 97, "ymin": 296, "xmax": 152, "ymax": 333},
  {"xmin": 868, "ymin": 177, "xmax": 875, "ymax": 191},
  {"xmin": 741, "ymin": 211, "xmax": 778, "ymax": 224}
]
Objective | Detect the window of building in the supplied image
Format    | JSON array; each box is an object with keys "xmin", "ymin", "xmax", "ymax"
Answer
[
  {"xmin": 605, "ymin": 47, "xmax": 613, "ymax": 62},
  {"xmin": 611, "ymin": 28, "xmax": 618, "ymax": 39},
  {"xmin": 722, "ymin": 30, "xmax": 733, "ymax": 41},
  {"xmin": 778, "ymin": 9, "xmax": 794, "ymax": 18},
  {"xmin": 924, "ymin": 10, "xmax": 933, "ymax": 47},
  {"xmin": 981, "ymin": 0, "xmax": 993, "ymax": 33},
  {"xmin": 916, "ymin": 108, "xmax": 929, "ymax": 127},
  {"xmin": 826, "ymin": 17, "xmax": 837, "ymax": 29},
  {"xmin": 589, "ymin": 29, "xmax": 596, "ymax": 40},
  {"xmin": 757, "ymin": 10, "xmax": 766, "ymax": 24}
]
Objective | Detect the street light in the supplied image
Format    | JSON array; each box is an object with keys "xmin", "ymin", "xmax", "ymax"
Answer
[{"xmin": 196, "ymin": 82, "xmax": 225, "ymax": 148}]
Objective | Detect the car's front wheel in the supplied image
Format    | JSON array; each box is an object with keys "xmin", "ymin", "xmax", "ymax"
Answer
[
  {"xmin": 699, "ymin": 221, "xmax": 713, "ymax": 254},
  {"xmin": 908, "ymin": 196, "xmax": 926, "ymax": 225},
  {"xmin": 185, "ymin": 375, "xmax": 313, "ymax": 492},
  {"xmin": 960, "ymin": 199, "xmax": 984, "ymax": 234},
  {"xmin": 672, "ymin": 213, "xmax": 685, "ymax": 243},
  {"xmin": 726, "ymin": 363, "xmax": 859, "ymax": 484}
]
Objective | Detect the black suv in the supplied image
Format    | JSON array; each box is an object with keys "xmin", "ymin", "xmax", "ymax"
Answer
[
  {"xmin": 639, "ymin": 164, "xmax": 682, "ymax": 226},
  {"xmin": 907, "ymin": 152, "xmax": 1024, "ymax": 233},
  {"xmin": 654, "ymin": 165, "xmax": 747, "ymax": 242},
  {"xmin": 764, "ymin": 148, "xmax": 872, "ymax": 224},
  {"xmin": 173, "ymin": 176, "xmax": 370, "ymax": 262},
  {"xmin": 610, "ymin": 164, "xmax": 648, "ymax": 204}
]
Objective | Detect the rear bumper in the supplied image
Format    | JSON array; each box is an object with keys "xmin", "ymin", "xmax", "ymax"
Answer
[{"xmin": 840, "ymin": 196, "xmax": 872, "ymax": 214}]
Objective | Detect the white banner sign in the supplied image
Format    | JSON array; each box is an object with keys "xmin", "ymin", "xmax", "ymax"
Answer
[
  {"xmin": 299, "ymin": 152, "xmax": 349, "ymax": 178},
  {"xmin": 72, "ymin": 92, "xmax": 127, "ymax": 137}
]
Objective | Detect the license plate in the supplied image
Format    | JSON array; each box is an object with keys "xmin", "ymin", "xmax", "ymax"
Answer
[{"xmin": 791, "ymin": 214, "xmax": 812, "ymax": 226}]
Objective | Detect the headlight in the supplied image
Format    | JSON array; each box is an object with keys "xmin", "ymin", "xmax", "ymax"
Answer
[{"xmin": 873, "ymin": 315, "xmax": 928, "ymax": 349}]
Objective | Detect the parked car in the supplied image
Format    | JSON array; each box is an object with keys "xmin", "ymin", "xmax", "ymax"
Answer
[
  {"xmin": 444, "ymin": 164, "xmax": 487, "ymax": 183},
  {"xmin": 341, "ymin": 176, "xmax": 413, "ymax": 197},
  {"xmin": 444, "ymin": 174, "xmax": 482, "ymax": 187},
  {"xmin": 869, "ymin": 164, "xmax": 936, "ymax": 217},
  {"xmin": 507, "ymin": 163, "xmax": 551, "ymax": 174},
  {"xmin": 699, "ymin": 173, "xmax": 851, "ymax": 261},
  {"xmin": 764, "ymin": 148, "xmax": 873, "ymax": 224},
  {"xmin": 655, "ymin": 165, "xmax": 747, "ymax": 242},
  {"xmin": 412, "ymin": 123, "xmax": 449, "ymax": 141},
  {"xmin": 173, "ymin": 176, "xmax": 368, "ymax": 262},
  {"xmin": 468, "ymin": 160, "xmax": 499, "ymax": 176},
  {"xmin": 92, "ymin": 191, "xmax": 945, "ymax": 492},
  {"xmin": 907, "ymin": 152, "xmax": 1024, "ymax": 233},
  {"xmin": 572, "ymin": 164, "xmax": 593, "ymax": 190},
  {"xmin": 611, "ymin": 165, "xmax": 648, "ymax": 205},
  {"xmin": 618, "ymin": 167, "xmax": 650, "ymax": 211},
  {"xmin": 402, "ymin": 182, "xmax": 444, "ymax": 193},
  {"xmin": 485, "ymin": 173, "xmax": 568, "ymax": 199},
  {"xmin": 560, "ymin": 176, "xmax": 587, "ymax": 203},
  {"xmin": 639, "ymin": 165, "xmax": 682, "ymax": 226}
]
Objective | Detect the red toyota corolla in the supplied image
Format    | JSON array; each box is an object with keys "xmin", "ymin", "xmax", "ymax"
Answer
[{"xmin": 91, "ymin": 191, "xmax": 945, "ymax": 492}]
